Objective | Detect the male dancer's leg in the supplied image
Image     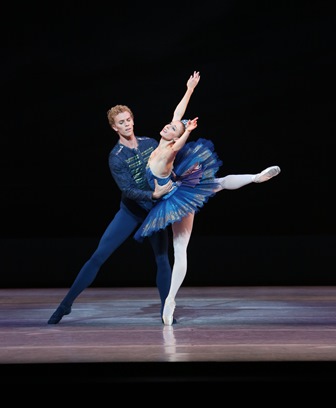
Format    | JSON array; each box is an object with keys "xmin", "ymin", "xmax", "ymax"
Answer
[
  {"xmin": 148, "ymin": 229, "xmax": 172, "ymax": 317},
  {"xmin": 47, "ymin": 207, "xmax": 140, "ymax": 324}
]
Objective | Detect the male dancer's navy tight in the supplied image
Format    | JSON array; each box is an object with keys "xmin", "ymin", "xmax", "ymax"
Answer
[{"xmin": 58, "ymin": 204, "xmax": 172, "ymax": 316}]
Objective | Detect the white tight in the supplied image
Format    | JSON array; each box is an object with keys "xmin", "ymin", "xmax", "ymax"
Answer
[
  {"xmin": 214, "ymin": 174, "xmax": 255, "ymax": 192},
  {"xmin": 166, "ymin": 173, "xmax": 255, "ymax": 303},
  {"xmin": 168, "ymin": 212, "xmax": 194, "ymax": 302}
]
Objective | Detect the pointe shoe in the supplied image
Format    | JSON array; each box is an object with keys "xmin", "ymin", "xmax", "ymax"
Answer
[
  {"xmin": 47, "ymin": 304, "xmax": 72, "ymax": 324},
  {"xmin": 161, "ymin": 317, "xmax": 177, "ymax": 325},
  {"xmin": 162, "ymin": 298, "xmax": 176, "ymax": 326},
  {"xmin": 253, "ymin": 166, "xmax": 281, "ymax": 183}
]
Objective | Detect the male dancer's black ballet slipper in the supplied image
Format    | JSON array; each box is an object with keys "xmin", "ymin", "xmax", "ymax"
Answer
[{"xmin": 47, "ymin": 304, "xmax": 72, "ymax": 324}]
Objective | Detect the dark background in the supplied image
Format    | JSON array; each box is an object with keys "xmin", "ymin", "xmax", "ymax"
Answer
[{"xmin": 2, "ymin": 1, "xmax": 335, "ymax": 287}]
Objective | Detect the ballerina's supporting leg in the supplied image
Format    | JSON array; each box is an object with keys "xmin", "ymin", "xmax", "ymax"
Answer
[{"xmin": 162, "ymin": 213, "xmax": 194, "ymax": 325}]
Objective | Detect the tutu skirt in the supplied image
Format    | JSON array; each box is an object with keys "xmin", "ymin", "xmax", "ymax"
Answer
[{"xmin": 134, "ymin": 138, "xmax": 222, "ymax": 241}]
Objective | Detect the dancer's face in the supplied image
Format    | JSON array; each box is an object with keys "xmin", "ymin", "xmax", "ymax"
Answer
[{"xmin": 160, "ymin": 120, "xmax": 184, "ymax": 141}]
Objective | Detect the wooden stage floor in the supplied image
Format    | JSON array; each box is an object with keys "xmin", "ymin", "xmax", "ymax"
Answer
[{"xmin": 1, "ymin": 286, "xmax": 336, "ymax": 388}]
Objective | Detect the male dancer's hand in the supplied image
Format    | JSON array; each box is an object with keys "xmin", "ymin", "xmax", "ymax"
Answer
[{"xmin": 152, "ymin": 179, "xmax": 174, "ymax": 200}]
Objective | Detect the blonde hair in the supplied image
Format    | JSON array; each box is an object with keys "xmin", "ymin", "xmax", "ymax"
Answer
[{"xmin": 107, "ymin": 105, "xmax": 134, "ymax": 128}]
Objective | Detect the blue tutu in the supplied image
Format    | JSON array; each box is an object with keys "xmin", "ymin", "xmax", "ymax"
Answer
[{"xmin": 134, "ymin": 138, "xmax": 222, "ymax": 241}]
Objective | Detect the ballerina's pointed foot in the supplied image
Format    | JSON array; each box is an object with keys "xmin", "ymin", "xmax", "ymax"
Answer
[
  {"xmin": 162, "ymin": 298, "xmax": 176, "ymax": 326},
  {"xmin": 47, "ymin": 304, "xmax": 72, "ymax": 324},
  {"xmin": 253, "ymin": 166, "xmax": 281, "ymax": 183}
]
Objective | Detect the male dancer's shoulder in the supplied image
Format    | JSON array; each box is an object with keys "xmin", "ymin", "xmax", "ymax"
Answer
[{"xmin": 137, "ymin": 136, "xmax": 159, "ymax": 149}]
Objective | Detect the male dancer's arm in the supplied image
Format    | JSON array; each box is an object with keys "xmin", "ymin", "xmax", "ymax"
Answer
[{"xmin": 109, "ymin": 151, "xmax": 172, "ymax": 211}]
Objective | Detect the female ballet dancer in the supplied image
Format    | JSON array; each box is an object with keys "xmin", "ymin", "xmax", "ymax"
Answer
[{"xmin": 134, "ymin": 112, "xmax": 280, "ymax": 325}]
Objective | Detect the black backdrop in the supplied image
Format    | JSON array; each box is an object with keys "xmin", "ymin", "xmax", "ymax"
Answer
[{"xmin": 2, "ymin": 2, "xmax": 336, "ymax": 287}]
